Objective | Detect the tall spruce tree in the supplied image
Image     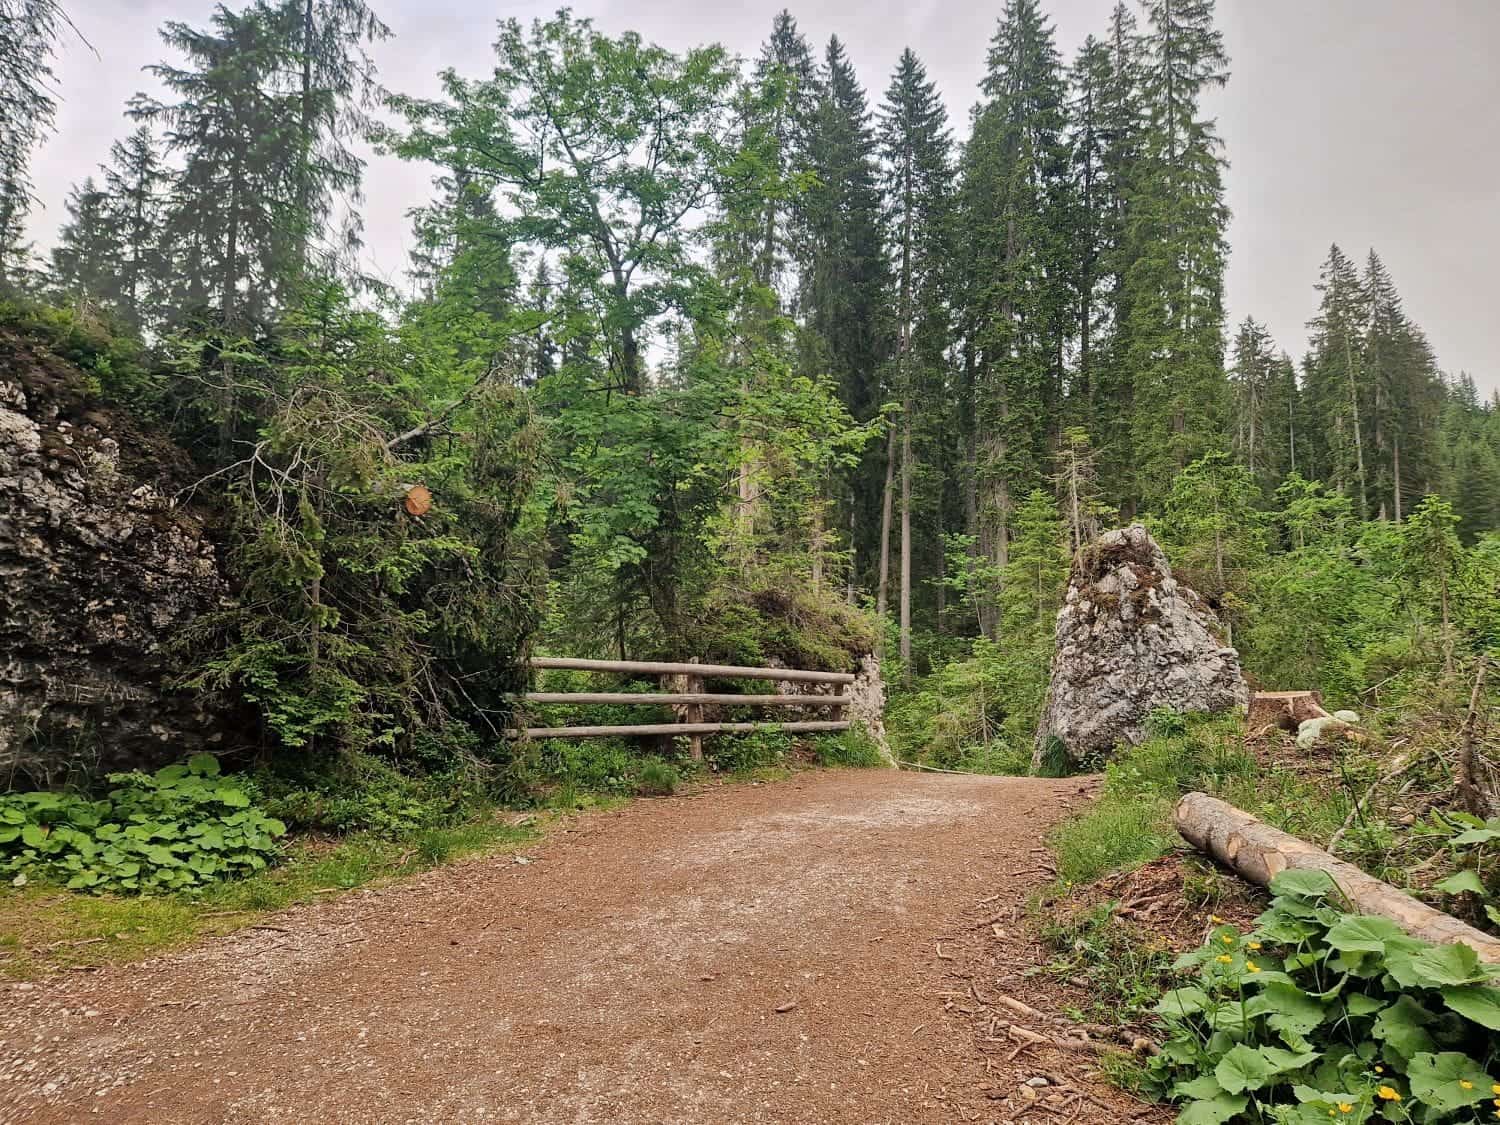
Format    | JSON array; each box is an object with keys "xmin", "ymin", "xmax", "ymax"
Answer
[
  {"xmin": 47, "ymin": 177, "xmax": 120, "ymax": 310},
  {"xmin": 1122, "ymin": 0, "xmax": 1231, "ymax": 504},
  {"xmin": 800, "ymin": 36, "xmax": 890, "ymax": 591},
  {"xmin": 1304, "ymin": 243, "xmax": 1370, "ymax": 513},
  {"xmin": 958, "ymin": 0, "xmax": 1070, "ymax": 633},
  {"xmin": 1362, "ymin": 251, "xmax": 1443, "ymax": 521},
  {"xmin": 877, "ymin": 47, "xmax": 952, "ymax": 674},
  {"xmin": 0, "ymin": 0, "xmax": 64, "ymax": 289},
  {"xmin": 278, "ymin": 0, "xmax": 388, "ymax": 275},
  {"xmin": 133, "ymin": 4, "xmax": 306, "ymax": 327},
  {"xmin": 101, "ymin": 126, "xmax": 169, "ymax": 330}
]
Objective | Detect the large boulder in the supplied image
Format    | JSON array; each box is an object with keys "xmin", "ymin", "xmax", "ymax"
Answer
[
  {"xmin": 0, "ymin": 331, "xmax": 237, "ymax": 786},
  {"xmin": 1033, "ymin": 524, "xmax": 1248, "ymax": 769}
]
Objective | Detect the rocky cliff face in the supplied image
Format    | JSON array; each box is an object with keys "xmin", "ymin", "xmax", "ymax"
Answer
[
  {"xmin": 0, "ymin": 332, "xmax": 234, "ymax": 785},
  {"xmin": 1033, "ymin": 525, "xmax": 1248, "ymax": 769}
]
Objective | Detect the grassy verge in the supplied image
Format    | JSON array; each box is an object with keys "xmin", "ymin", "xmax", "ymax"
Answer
[
  {"xmin": 0, "ymin": 805, "xmax": 543, "ymax": 980},
  {"xmin": 1048, "ymin": 710, "xmax": 1354, "ymax": 886}
]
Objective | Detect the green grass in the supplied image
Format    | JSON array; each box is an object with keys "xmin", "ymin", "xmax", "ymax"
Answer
[
  {"xmin": 1037, "ymin": 900, "xmax": 1179, "ymax": 1022},
  {"xmin": 1052, "ymin": 796, "xmax": 1177, "ymax": 884},
  {"xmin": 0, "ymin": 806, "xmax": 539, "ymax": 980},
  {"xmin": 811, "ymin": 727, "xmax": 888, "ymax": 768}
]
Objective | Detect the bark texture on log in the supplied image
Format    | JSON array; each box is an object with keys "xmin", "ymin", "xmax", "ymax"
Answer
[{"xmin": 1175, "ymin": 791, "xmax": 1500, "ymax": 963}]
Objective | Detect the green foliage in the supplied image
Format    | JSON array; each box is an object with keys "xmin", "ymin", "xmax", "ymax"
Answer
[
  {"xmin": 885, "ymin": 637, "xmax": 1039, "ymax": 774},
  {"xmin": 538, "ymin": 739, "xmax": 640, "ymax": 796},
  {"xmin": 1052, "ymin": 797, "xmax": 1175, "ymax": 885},
  {"xmin": 1148, "ymin": 871, "xmax": 1500, "ymax": 1124},
  {"xmin": 0, "ymin": 755, "xmax": 285, "ymax": 894},
  {"xmin": 253, "ymin": 749, "xmax": 487, "ymax": 839},
  {"xmin": 177, "ymin": 283, "xmax": 544, "ymax": 757},
  {"xmin": 1048, "ymin": 713, "xmax": 1263, "ymax": 884},
  {"xmin": 812, "ymin": 727, "xmax": 886, "ymax": 769},
  {"xmin": 635, "ymin": 756, "xmax": 681, "ymax": 797},
  {"xmin": 1039, "ymin": 900, "xmax": 1180, "ymax": 1021},
  {"xmin": 709, "ymin": 728, "xmax": 792, "ymax": 775}
]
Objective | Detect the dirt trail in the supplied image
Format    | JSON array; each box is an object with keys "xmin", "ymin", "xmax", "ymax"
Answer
[{"xmin": 0, "ymin": 770, "xmax": 1163, "ymax": 1124}]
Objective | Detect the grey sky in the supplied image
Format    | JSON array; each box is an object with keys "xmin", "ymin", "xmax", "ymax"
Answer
[{"xmin": 28, "ymin": 0, "xmax": 1500, "ymax": 387}]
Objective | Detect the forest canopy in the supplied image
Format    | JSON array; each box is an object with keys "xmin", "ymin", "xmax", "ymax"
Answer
[{"xmin": 3, "ymin": 0, "xmax": 1496, "ymax": 774}]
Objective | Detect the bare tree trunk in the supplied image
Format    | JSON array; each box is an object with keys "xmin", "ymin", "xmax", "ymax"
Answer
[
  {"xmin": 876, "ymin": 424, "xmax": 896, "ymax": 625},
  {"xmin": 1392, "ymin": 432, "xmax": 1402, "ymax": 524},
  {"xmin": 899, "ymin": 409, "xmax": 913, "ymax": 685},
  {"xmin": 1344, "ymin": 334, "xmax": 1368, "ymax": 518}
]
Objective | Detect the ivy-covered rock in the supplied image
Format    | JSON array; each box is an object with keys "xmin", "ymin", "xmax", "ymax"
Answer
[{"xmin": 1033, "ymin": 525, "xmax": 1249, "ymax": 769}]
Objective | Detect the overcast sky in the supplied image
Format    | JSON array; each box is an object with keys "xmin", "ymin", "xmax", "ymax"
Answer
[{"xmin": 27, "ymin": 0, "xmax": 1500, "ymax": 387}]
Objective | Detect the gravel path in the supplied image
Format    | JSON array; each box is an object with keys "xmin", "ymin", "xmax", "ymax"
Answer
[{"xmin": 0, "ymin": 769, "xmax": 1160, "ymax": 1124}]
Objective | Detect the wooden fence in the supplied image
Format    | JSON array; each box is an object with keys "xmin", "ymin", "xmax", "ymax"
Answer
[{"xmin": 509, "ymin": 656, "xmax": 855, "ymax": 760}]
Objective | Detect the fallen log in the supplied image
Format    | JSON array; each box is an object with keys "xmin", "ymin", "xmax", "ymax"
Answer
[{"xmin": 1174, "ymin": 791, "xmax": 1500, "ymax": 962}]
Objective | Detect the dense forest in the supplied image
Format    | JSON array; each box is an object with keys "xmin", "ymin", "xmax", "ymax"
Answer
[{"xmin": 2, "ymin": 0, "xmax": 1495, "ymax": 778}]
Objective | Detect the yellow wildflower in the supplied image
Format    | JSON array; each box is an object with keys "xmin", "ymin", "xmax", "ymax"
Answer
[
  {"xmin": 1209, "ymin": 914, "xmax": 1223, "ymax": 923},
  {"xmin": 1246, "ymin": 961, "xmax": 1261, "ymax": 973},
  {"xmin": 1374, "ymin": 1066, "xmax": 1384, "ymax": 1074},
  {"xmin": 1221, "ymin": 934, "xmax": 1234, "ymax": 945},
  {"xmin": 1493, "ymin": 1084, "xmax": 1500, "ymax": 1095},
  {"xmin": 1461, "ymin": 1080, "xmax": 1474, "ymax": 1090},
  {"xmin": 1338, "ymin": 1103, "xmax": 1353, "ymax": 1114},
  {"xmin": 1377, "ymin": 1086, "xmax": 1401, "ymax": 1102},
  {"xmin": 1246, "ymin": 940, "xmax": 1262, "ymax": 950},
  {"xmin": 1215, "ymin": 954, "xmax": 1233, "ymax": 964}
]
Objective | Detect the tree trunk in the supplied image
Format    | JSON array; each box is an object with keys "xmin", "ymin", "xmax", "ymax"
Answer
[
  {"xmin": 899, "ymin": 408, "xmax": 912, "ymax": 685},
  {"xmin": 1175, "ymin": 792, "xmax": 1500, "ymax": 962},
  {"xmin": 875, "ymin": 423, "xmax": 897, "ymax": 624}
]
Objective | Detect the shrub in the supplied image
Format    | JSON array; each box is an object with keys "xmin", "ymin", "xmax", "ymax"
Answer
[
  {"xmin": 538, "ymin": 739, "xmax": 637, "ymax": 794},
  {"xmin": 708, "ymin": 728, "xmax": 791, "ymax": 774},
  {"xmin": 813, "ymin": 727, "xmax": 886, "ymax": 768},
  {"xmin": 1149, "ymin": 868, "xmax": 1500, "ymax": 1124},
  {"xmin": 255, "ymin": 750, "xmax": 479, "ymax": 838},
  {"xmin": 0, "ymin": 754, "xmax": 285, "ymax": 894},
  {"xmin": 635, "ymin": 756, "xmax": 680, "ymax": 796}
]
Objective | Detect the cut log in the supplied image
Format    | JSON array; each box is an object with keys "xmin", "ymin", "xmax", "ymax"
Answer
[{"xmin": 1174, "ymin": 792, "xmax": 1500, "ymax": 962}]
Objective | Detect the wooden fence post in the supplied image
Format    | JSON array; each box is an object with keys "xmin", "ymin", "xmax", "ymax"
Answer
[{"xmin": 685, "ymin": 659, "xmax": 704, "ymax": 762}]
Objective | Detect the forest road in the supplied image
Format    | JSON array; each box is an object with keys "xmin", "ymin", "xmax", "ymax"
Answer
[{"xmin": 0, "ymin": 769, "xmax": 1166, "ymax": 1124}]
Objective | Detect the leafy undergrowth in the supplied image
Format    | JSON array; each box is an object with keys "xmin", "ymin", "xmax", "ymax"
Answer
[
  {"xmin": 0, "ymin": 807, "xmax": 539, "ymax": 980},
  {"xmin": 1041, "ymin": 702, "xmax": 1500, "ymax": 1122},
  {"xmin": 1149, "ymin": 869, "xmax": 1500, "ymax": 1124}
]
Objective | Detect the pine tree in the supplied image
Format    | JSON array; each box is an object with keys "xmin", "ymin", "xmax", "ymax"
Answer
[
  {"xmin": 47, "ymin": 177, "xmax": 121, "ymax": 311},
  {"xmin": 877, "ymin": 47, "xmax": 952, "ymax": 676},
  {"xmin": 1123, "ymin": 0, "xmax": 1231, "ymax": 504},
  {"xmin": 1304, "ymin": 243, "xmax": 1369, "ymax": 512},
  {"xmin": 101, "ymin": 126, "xmax": 169, "ymax": 330},
  {"xmin": 800, "ymin": 36, "xmax": 890, "ymax": 590},
  {"xmin": 959, "ymin": 0, "xmax": 1071, "ymax": 633},
  {"xmin": 0, "ymin": 0, "xmax": 64, "ymax": 289},
  {"xmin": 1362, "ymin": 251, "xmax": 1443, "ymax": 522},
  {"xmin": 133, "ymin": 4, "xmax": 306, "ymax": 327},
  {"xmin": 752, "ymin": 11, "xmax": 821, "ymax": 302},
  {"xmin": 278, "ymin": 0, "xmax": 389, "ymax": 275},
  {"xmin": 1229, "ymin": 317, "xmax": 1299, "ymax": 493}
]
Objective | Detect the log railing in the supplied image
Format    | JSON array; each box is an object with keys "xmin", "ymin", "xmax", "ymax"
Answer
[{"xmin": 510, "ymin": 656, "xmax": 855, "ymax": 760}]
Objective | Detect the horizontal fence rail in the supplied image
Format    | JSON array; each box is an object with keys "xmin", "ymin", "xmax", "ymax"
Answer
[
  {"xmin": 528, "ymin": 656, "xmax": 854, "ymax": 685},
  {"xmin": 510, "ymin": 656, "xmax": 855, "ymax": 757},
  {"xmin": 512, "ymin": 721, "xmax": 852, "ymax": 740},
  {"xmin": 524, "ymin": 692, "xmax": 848, "ymax": 707}
]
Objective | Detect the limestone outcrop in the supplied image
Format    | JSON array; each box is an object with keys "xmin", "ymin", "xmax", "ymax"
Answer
[
  {"xmin": 0, "ymin": 332, "xmax": 236, "ymax": 785},
  {"xmin": 1033, "ymin": 524, "xmax": 1248, "ymax": 769}
]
